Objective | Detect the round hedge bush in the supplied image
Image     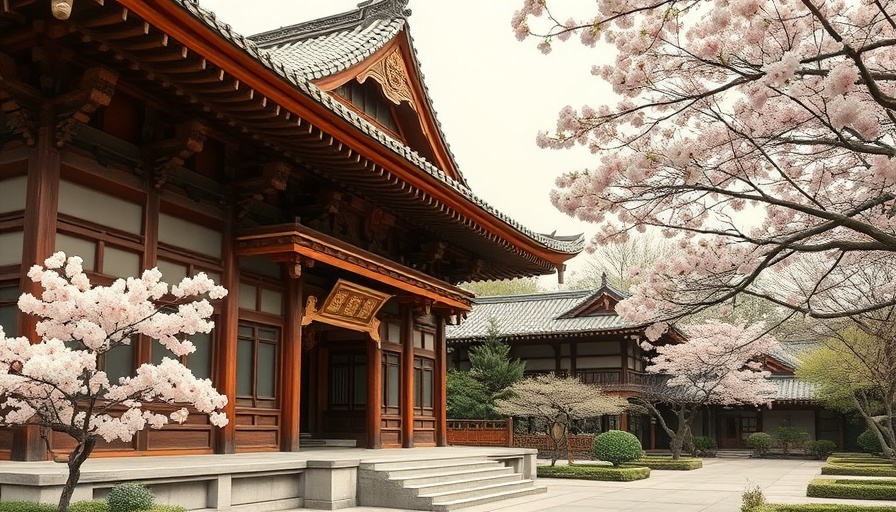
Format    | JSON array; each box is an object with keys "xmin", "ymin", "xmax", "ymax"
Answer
[
  {"xmin": 106, "ymin": 482, "xmax": 154, "ymax": 512},
  {"xmin": 746, "ymin": 432, "xmax": 773, "ymax": 457},
  {"xmin": 593, "ymin": 429, "xmax": 643, "ymax": 466},
  {"xmin": 857, "ymin": 429, "xmax": 883, "ymax": 454},
  {"xmin": 805, "ymin": 439, "xmax": 837, "ymax": 460}
]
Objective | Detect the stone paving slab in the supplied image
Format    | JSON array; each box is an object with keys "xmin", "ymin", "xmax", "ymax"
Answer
[{"xmin": 332, "ymin": 458, "xmax": 896, "ymax": 512}]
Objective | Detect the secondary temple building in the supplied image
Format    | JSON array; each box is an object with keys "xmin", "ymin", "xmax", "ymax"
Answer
[
  {"xmin": 0, "ymin": 0, "xmax": 582, "ymax": 460},
  {"xmin": 446, "ymin": 284, "xmax": 859, "ymax": 451}
]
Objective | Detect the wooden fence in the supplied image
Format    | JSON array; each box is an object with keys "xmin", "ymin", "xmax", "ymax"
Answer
[{"xmin": 446, "ymin": 419, "xmax": 594, "ymax": 459}]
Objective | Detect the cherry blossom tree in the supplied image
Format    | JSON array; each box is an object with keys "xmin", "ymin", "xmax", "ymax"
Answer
[
  {"xmin": 0, "ymin": 253, "xmax": 229, "ymax": 511},
  {"xmin": 495, "ymin": 373, "xmax": 628, "ymax": 465},
  {"xmin": 634, "ymin": 321, "xmax": 778, "ymax": 459},
  {"xmin": 512, "ymin": 0, "xmax": 896, "ymax": 333}
]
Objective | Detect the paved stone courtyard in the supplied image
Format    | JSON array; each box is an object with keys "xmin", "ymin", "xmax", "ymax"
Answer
[{"xmin": 335, "ymin": 458, "xmax": 896, "ymax": 512}]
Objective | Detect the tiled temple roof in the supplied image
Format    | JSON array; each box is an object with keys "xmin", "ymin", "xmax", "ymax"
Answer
[
  {"xmin": 179, "ymin": 0, "xmax": 583, "ymax": 256},
  {"xmin": 446, "ymin": 289, "xmax": 641, "ymax": 342},
  {"xmin": 769, "ymin": 376, "xmax": 816, "ymax": 402}
]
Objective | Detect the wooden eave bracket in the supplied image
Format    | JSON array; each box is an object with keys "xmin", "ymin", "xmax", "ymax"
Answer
[
  {"xmin": 54, "ymin": 66, "xmax": 119, "ymax": 147},
  {"xmin": 235, "ymin": 160, "xmax": 294, "ymax": 219},
  {"xmin": 153, "ymin": 120, "xmax": 208, "ymax": 189},
  {"xmin": 269, "ymin": 252, "xmax": 314, "ymax": 279},
  {"xmin": 0, "ymin": 52, "xmax": 38, "ymax": 145},
  {"xmin": 301, "ymin": 279, "xmax": 391, "ymax": 347}
]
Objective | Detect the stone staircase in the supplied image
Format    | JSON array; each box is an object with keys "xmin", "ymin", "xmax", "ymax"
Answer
[{"xmin": 357, "ymin": 457, "xmax": 546, "ymax": 511}]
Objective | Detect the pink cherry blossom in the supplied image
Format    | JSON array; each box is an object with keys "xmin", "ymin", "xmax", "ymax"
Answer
[
  {"xmin": 513, "ymin": 0, "xmax": 896, "ymax": 327},
  {"xmin": 0, "ymin": 253, "xmax": 229, "ymax": 511}
]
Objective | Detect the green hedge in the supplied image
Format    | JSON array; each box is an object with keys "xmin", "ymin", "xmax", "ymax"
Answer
[
  {"xmin": 753, "ymin": 504, "xmax": 896, "ymax": 512},
  {"xmin": 822, "ymin": 464, "xmax": 896, "ymax": 477},
  {"xmin": 620, "ymin": 456, "xmax": 703, "ymax": 470},
  {"xmin": 806, "ymin": 478, "xmax": 896, "ymax": 500},
  {"xmin": 0, "ymin": 503, "xmax": 185, "ymax": 512},
  {"xmin": 537, "ymin": 464, "xmax": 650, "ymax": 481},
  {"xmin": 827, "ymin": 456, "xmax": 891, "ymax": 465}
]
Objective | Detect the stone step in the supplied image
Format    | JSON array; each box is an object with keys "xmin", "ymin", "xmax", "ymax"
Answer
[
  {"xmin": 421, "ymin": 479, "xmax": 538, "ymax": 503},
  {"xmin": 399, "ymin": 466, "xmax": 514, "ymax": 486},
  {"xmin": 366, "ymin": 461, "xmax": 504, "ymax": 481},
  {"xmin": 362, "ymin": 458, "xmax": 499, "ymax": 472},
  {"xmin": 430, "ymin": 484, "xmax": 547, "ymax": 511},
  {"xmin": 408, "ymin": 472, "xmax": 522, "ymax": 495}
]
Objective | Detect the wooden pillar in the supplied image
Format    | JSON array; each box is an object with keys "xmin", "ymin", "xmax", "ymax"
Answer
[
  {"xmin": 569, "ymin": 341, "xmax": 577, "ymax": 378},
  {"xmin": 620, "ymin": 338, "xmax": 628, "ymax": 384},
  {"xmin": 280, "ymin": 268, "xmax": 303, "ymax": 452},
  {"xmin": 650, "ymin": 419, "xmax": 656, "ymax": 450},
  {"xmin": 400, "ymin": 304, "xmax": 414, "ymax": 448},
  {"xmin": 366, "ymin": 337, "xmax": 383, "ymax": 449},
  {"xmin": 553, "ymin": 343, "xmax": 561, "ymax": 374},
  {"xmin": 14, "ymin": 115, "xmax": 59, "ymax": 461},
  {"xmin": 215, "ymin": 208, "xmax": 238, "ymax": 454},
  {"xmin": 435, "ymin": 316, "xmax": 447, "ymax": 446}
]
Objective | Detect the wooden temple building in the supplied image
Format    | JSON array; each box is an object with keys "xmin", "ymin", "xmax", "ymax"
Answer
[
  {"xmin": 0, "ymin": 0, "xmax": 583, "ymax": 461},
  {"xmin": 447, "ymin": 284, "xmax": 857, "ymax": 451}
]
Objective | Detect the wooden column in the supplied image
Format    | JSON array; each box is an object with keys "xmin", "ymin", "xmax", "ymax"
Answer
[
  {"xmin": 569, "ymin": 341, "xmax": 577, "ymax": 378},
  {"xmin": 14, "ymin": 115, "xmax": 59, "ymax": 461},
  {"xmin": 280, "ymin": 268, "xmax": 303, "ymax": 452},
  {"xmin": 620, "ymin": 338, "xmax": 628, "ymax": 384},
  {"xmin": 135, "ymin": 186, "xmax": 160, "ymax": 453},
  {"xmin": 435, "ymin": 315, "xmax": 447, "ymax": 446},
  {"xmin": 366, "ymin": 337, "xmax": 383, "ymax": 449},
  {"xmin": 400, "ymin": 304, "xmax": 414, "ymax": 448},
  {"xmin": 215, "ymin": 208, "xmax": 238, "ymax": 454}
]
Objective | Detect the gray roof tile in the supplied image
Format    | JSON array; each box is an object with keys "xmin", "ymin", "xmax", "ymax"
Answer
[
  {"xmin": 770, "ymin": 376, "xmax": 816, "ymax": 401},
  {"xmin": 446, "ymin": 289, "xmax": 640, "ymax": 342},
  {"xmin": 176, "ymin": 0, "xmax": 584, "ymax": 255}
]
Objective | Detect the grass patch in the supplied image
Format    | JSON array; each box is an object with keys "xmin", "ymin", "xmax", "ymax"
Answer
[
  {"xmin": 807, "ymin": 478, "xmax": 896, "ymax": 500},
  {"xmin": 0, "ymin": 502, "xmax": 186, "ymax": 512},
  {"xmin": 537, "ymin": 464, "xmax": 650, "ymax": 481},
  {"xmin": 754, "ymin": 505, "xmax": 896, "ymax": 511},
  {"xmin": 620, "ymin": 455, "xmax": 702, "ymax": 470}
]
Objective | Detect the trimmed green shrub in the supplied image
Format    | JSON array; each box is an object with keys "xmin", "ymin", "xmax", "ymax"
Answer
[
  {"xmin": 806, "ymin": 478, "xmax": 896, "ymax": 500},
  {"xmin": 805, "ymin": 440, "xmax": 837, "ymax": 460},
  {"xmin": 146, "ymin": 507, "xmax": 186, "ymax": 512},
  {"xmin": 827, "ymin": 455, "xmax": 889, "ymax": 465},
  {"xmin": 621, "ymin": 456, "xmax": 703, "ymax": 470},
  {"xmin": 692, "ymin": 436, "xmax": 717, "ymax": 457},
  {"xmin": 106, "ymin": 483, "xmax": 154, "ymax": 512},
  {"xmin": 0, "ymin": 503, "xmax": 58, "ymax": 512},
  {"xmin": 537, "ymin": 464, "xmax": 650, "ymax": 481},
  {"xmin": 822, "ymin": 464, "xmax": 896, "ymax": 477},
  {"xmin": 747, "ymin": 432, "xmax": 774, "ymax": 457},
  {"xmin": 858, "ymin": 430, "xmax": 884, "ymax": 454},
  {"xmin": 774, "ymin": 421, "xmax": 809, "ymax": 455},
  {"xmin": 593, "ymin": 430, "xmax": 643, "ymax": 466},
  {"xmin": 755, "ymin": 505, "xmax": 896, "ymax": 511},
  {"xmin": 69, "ymin": 502, "xmax": 109, "ymax": 512}
]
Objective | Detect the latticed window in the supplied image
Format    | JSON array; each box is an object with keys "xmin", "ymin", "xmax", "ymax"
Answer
[
  {"xmin": 236, "ymin": 323, "xmax": 279, "ymax": 408},
  {"xmin": 329, "ymin": 352, "xmax": 367, "ymax": 410}
]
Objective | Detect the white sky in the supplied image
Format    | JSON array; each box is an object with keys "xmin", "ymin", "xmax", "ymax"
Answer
[{"xmin": 198, "ymin": 0, "xmax": 610, "ymax": 284}]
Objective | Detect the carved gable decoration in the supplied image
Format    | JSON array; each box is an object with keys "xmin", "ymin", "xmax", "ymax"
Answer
[
  {"xmin": 358, "ymin": 48, "xmax": 416, "ymax": 111},
  {"xmin": 302, "ymin": 279, "xmax": 392, "ymax": 346}
]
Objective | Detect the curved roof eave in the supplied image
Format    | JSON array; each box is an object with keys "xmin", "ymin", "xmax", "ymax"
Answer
[{"xmin": 169, "ymin": 0, "xmax": 584, "ymax": 260}]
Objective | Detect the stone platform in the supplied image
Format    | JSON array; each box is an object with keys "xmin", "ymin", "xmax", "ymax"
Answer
[{"xmin": 0, "ymin": 446, "xmax": 537, "ymax": 511}]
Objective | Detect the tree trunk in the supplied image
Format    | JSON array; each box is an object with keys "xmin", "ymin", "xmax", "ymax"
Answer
[{"xmin": 58, "ymin": 437, "xmax": 96, "ymax": 512}]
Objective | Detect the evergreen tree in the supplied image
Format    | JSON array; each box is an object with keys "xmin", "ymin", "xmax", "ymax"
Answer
[{"xmin": 446, "ymin": 319, "xmax": 525, "ymax": 419}]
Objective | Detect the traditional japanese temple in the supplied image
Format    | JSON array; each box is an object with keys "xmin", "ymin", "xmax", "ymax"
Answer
[{"xmin": 0, "ymin": 0, "xmax": 583, "ymax": 461}]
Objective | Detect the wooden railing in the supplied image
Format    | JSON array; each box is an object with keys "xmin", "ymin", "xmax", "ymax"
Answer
[{"xmin": 446, "ymin": 419, "xmax": 513, "ymax": 447}]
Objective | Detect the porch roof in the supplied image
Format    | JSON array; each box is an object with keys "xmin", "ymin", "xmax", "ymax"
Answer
[{"xmin": 769, "ymin": 376, "xmax": 816, "ymax": 403}]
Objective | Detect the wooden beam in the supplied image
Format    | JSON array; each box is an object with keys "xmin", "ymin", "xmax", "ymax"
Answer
[
  {"xmin": 14, "ymin": 110, "xmax": 59, "ymax": 461},
  {"xmin": 366, "ymin": 337, "xmax": 383, "ymax": 449},
  {"xmin": 400, "ymin": 303, "xmax": 414, "ymax": 448},
  {"xmin": 153, "ymin": 120, "xmax": 207, "ymax": 188},
  {"xmin": 280, "ymin": 271, "xmax": 302, "ymax": 452}
]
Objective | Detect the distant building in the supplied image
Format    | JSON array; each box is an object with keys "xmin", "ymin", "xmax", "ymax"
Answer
[{"xmin": 446, "ymin": 285, "xmax": 860, "ymax": 450}]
